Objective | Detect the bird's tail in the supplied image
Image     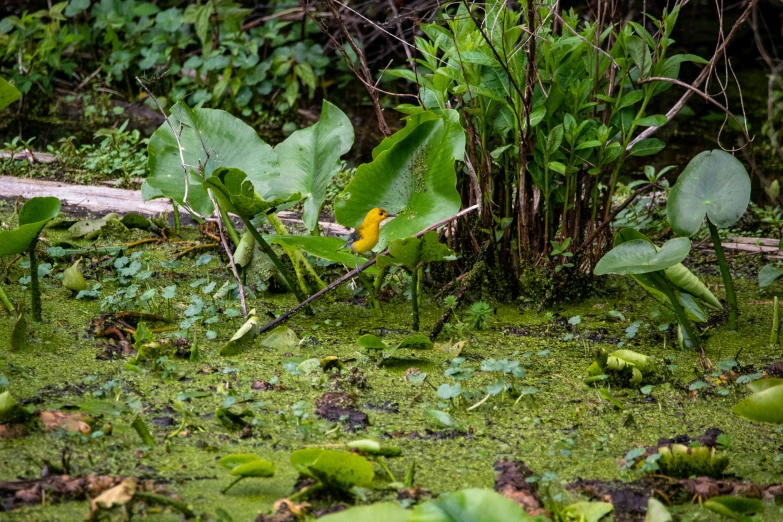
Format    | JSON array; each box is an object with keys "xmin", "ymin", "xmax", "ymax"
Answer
[{"xmin": 337, "ymin": 239, "xmax": 353, "ymax": 252}]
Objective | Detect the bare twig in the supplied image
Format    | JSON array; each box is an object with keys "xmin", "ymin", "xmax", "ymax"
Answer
[
  {"xmin": 209, "ymin": 192, "xmax": 248, "ymax": 318},
  {"xmin": 575, "ymin": 182, "xmax": 660, "ymax": 255},
  {"xmin": 256, "ymin": 205, "xmax": 480, "ymax": 335},
  {"xmin": 628, "ymin": 0, "xmax": 761, "ymax": 148}
]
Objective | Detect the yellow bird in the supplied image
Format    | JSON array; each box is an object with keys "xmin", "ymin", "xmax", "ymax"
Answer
[{"xmin": 339, "ymin": 208, "xmax": 395, "ymax": 270}]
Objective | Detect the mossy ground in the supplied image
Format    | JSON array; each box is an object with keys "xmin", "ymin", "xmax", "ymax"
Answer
[{"xmin": 0, "ymin": 215, "xmax": 782, "ymax": 521}]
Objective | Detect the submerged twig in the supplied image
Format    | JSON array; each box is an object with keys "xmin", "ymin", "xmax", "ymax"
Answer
[{"xmin": 256, "ymin": 205, "xmax": 480, "ymax": 335}]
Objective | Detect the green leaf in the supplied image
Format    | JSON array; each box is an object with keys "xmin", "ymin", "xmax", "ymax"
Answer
[
  {"xmin": 704, "ymin": 497, "xmax": 764, "ymax": 519},
  {"xmin": 346, "ymin": 440, "xmax": 402, "ymax": 457},
  {"xmin": 759, "ymin": 264, "xmax": 783, "ymax": 288},
  {"xmin": 618, "ymin": 90, "xmax": 645, "ymax": 110},
  {"xmin": 290, "ymin": 448, "xmax": 374, "ymax": 490},
  {"xmin": 376, "ymin": 231, "xmax": 455, "ymax": 270},
  {"xmin": 667, "ymin": 150, "xmax": 751, "ymax": 236},
  {"xmin": 747, "ymin": 378, "xmax": 783, "ymax": 393},
  {"xmin": 425, "ymin": 410, "xmax": 459, "ymax": 429},
  {"xmin": 64, "ymin": 0, "xmax": 90, "ymax": 17},
  {"xmin": 0, "ymin": 197, "xmax": 61, "ymax": 256},
  {"xmin": 266, "ymin": 101, "xmax": 353, "ymax": 231},
  {"xmin": 218, "ymin": 454, "xmax": 261, "ymax": 471},
  {"xmin": 563, "ymin": 501, "xmax": 613, "ymax": 522},
  {"xmin": 220, "ymin": 310, "xmax": 259, "ymax": 356},
  {"xmin": 0, "ymin": 77, "xmax": 21, "ymax": 111},
  {"xmin": 548, "ymin": 161, "xmax": 566, "ymax": 174},
  {"xmin": 231, "ymin": 460, "xmax": 275, "ymax": 478},
  {"xmin": 144, "ymin": 102, "xmax": 278, "ymax": 218},
  {"xmin": 410, "ymin": 488, "xmax": 534, "ymax": 522},
  {"xmin": 357, "ymin": 334, "xmax": 389, "ymax": 350},
  {"xmin": 319, "ymin": 503, "xmax": 409, "ymax": 522},
  {"xmin": 260, "ymin": 326, "xmax": 298, "ymax": 352},
  {"xmin": 595, "ymin": 238, "xmax": 691, "ymax": 275},
  {"xmin": 267, "ymin": 235, "xmax": 375, "ymax": 274},
  {"xmin": 334, "ymin": 110, "xmax": 464, "ymax": 251},
  {"xmin": 633, "ymin": 114, "xmax": 667, "ymax": 127},
  {"xmin": 627, "ymin": 36, "xmax": 652, "ymax": 79},
  {"xmin": 732, "ymin": 383, "xmax": 783, "ymax": 424},
  {"xmin": 645, "ymin": 498, "xmax": 672, "ymax": 522},
  {"xmin": 630, "ymin": 138, "xmax": 665, "ymax": 156},
  {"xmin": 204, "ymin": 167, "xmax": 298, "ymax": 218}
]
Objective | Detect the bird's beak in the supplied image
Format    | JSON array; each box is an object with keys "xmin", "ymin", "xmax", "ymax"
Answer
[{"xmin": 387, "ymin": 213, "xmax": 397, "ymax": 218}]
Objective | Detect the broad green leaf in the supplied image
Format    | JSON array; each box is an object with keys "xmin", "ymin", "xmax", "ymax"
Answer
[
  {"xmin": 410, "ymin": 488, "xmax": 534, "ymax": 522},
  {"xmin": 645, "ymin": 498, "xmax": 672, "ymax": 522},
  {"xmin": 144, "ymin": 102, "xmax": 278, "ymax": 217},
  {"xmin": 0, "ymin": 77, "xmax": 21, "ymax": 111},
  {"xmin": 704, "ymin": 497, "xmax": 764, "ymax": 519},
  {"xmin": 290, "ymin": 448, "xmax": 374, "ymax": 490},
  {"xmin": 759, "ymin": 264, "xmax": 783, "ymax": 288},
  {"xmin": 667, "ymin": 150, "xmax": 751, "ymax": 236},
  {"xmin": 357, "ymin": 334, "xmax": 389, "ymax": 350},
  {"xmin": 747, "ymin": 378, "xmax": 783, "ymax": 393},
  {"xmin": 563, "ymin": 501, "xmax": 613, "ymax": 522},
  {"xmin": 319, "ymin": 503, "xmax": 409, "ymax": 522},
  {"xmin": 218, "ymin": 454, "xmax": 261, "ymax": 471},
  {"xmin": 732, "ymin": 384, "xmax": 783, "ymax": 423},
  {"xmin": 266, "ymin": 101, "xmax": 353, "ymax": 231},
  {"xmin": 426, "ymin": 410, "xmax": 458, "ymax": 429},
  {"xmin": 633, "ymin": 114, "xmax": 667, "ymax": 127},
  {"xmin": 595, "ymin": 238, "xmax": 690, "ymax": 275},
  {"xmin": 267, "ymin": 235, "xmax": 375, "ymax": 274},
  {"xmin": 220, "ymin": 310, "xmax": 259, "ymax": 356},
  {"xmin": 334, "ymin": 110, "xmax": 464, "ymax": 251},
  {"xmin": 615, "ymin": 228, "xmax": 720, "ymax": 311},
  {"xmin": 630, "ymin": 138, "xmax": 665, "ymax": 156},
  {"xmin": 68, "ymin": 213, "xmax": 121, "ymax": 239},
  {"xmin": 11, "ymin": 313, "xmax": 27, "ymax": 351},
  {"xmin": 376, "ymin": 231, "xmax": 456, "ymax": 270},
  {"xmin": 260, "ymin": 326, "xmax": 298, "ymax": 352},
  {"xmin": 618, "ymin": 90, "xmax": 645, "ymax": 110},
  {"xmin": 231, "ymin": 460, "xmax": 275, "ymax": 478},
  {"xmin": 204, "ymin": 167, "xmax": 298, "ymax": 218},
  {"xmin": 397, "ymin": 335, "xmax": 434, "ymax": 350},
  {"xmin": 0, "ymin": 197, "xmax": 61, "ymax": 256},
  {"xmin": 627, "ymin": 36, "xmax": 652, "ymax": 78}
]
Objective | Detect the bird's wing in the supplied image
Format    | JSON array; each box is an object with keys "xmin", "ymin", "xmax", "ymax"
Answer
[{"xmin": 337, "ymin": 230, "xmax": 362, "ymax": 251}]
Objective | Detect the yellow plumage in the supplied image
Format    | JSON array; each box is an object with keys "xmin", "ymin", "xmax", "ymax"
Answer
[{"xmin": 340, "ymin": 208, "xmax": 395, "ymax": 268}]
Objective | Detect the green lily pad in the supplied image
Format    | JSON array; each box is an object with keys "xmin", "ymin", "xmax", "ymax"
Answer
[
  {"xmin": 218, "ymin": 454, "xmax": 262, "ymax": 471},
  {"xmin": 595, "ymin": 237, "xmax": 691, "ymax": 275},
  {"xmin": 759, "ymin": 264, "xmax": 783, "ymax": 288},
  {"xmin": 704, "ymin": 496, "xmax": 764, "ymax": 519},
  {"xmin": 357, "ymin": 333, "xmax": 433, "ymax": 361},
  {"xmin": 260, "ymin": 326, "xmax": 299, "ymax": 352},
  {"xmin": 410, "ymin": 488, "xmax": 534, "ymax": 522},
  {"xmin": 204, "ymin": 167, "xmax": 299, "ymax": 218},
  {"xmin": 266, "ymin": 100, "xmax": 353, "ymax": 231},
  {"xmin": 0, "ymin": 197, "xmax": 61, "ymax": 256},
  {"xmin": 220, "ymin": 310, "xmax": 259, "ymax": 356},
  {"xmin": 377, "ymin": 231, "xmax": 456, "ymax": 271},
  {"xmin": 319, "ymin": 503, "xmax": 410, "ymax": 522},
  {"xmin": 290, "ymin": 448, "xmax": 374, "ymax": 490},
  {"xmin": 334, "ymin": 110, "xmax": 464, "ymax": 251},
  {"xmin": 68, "ymin": 213, "xmax": 121, "ymax": 239},
  {"xmin": 732, "ymin": 381, "xmax": 783, "ymax": 424},
  {"xmin": 144, "ymin": 102, "xmax": 279, "ymax": 218},
  {"xmin": 0, "ymin": 77, "xmax": 21, "ymax": 111},
  {"xmin": 231, "ymin": 460, "xmax": 275, "ymax": 478},
  {"xmin": 667, "ymin": 150, "xmax": 751, "ymax": 236}
]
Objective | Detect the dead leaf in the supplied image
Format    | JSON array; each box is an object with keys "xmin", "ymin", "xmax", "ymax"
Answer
[
  {"xmin": 40, "ymin": 411, "xmax": 92, "ymax": 434},
  {"xmin": 87, "ymin": 478, "xmax": 136, "ymax": 520},
  {"xmin": 0, "ymin": 423, "xmax": 27, "ymax": 439},
  {"xmin": 435, "ymin": 339, "xmax": 467, "ymax": 357}
]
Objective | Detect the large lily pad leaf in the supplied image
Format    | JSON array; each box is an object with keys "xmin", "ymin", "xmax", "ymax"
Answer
[
  {"xmin": 0, "ymin": 197, "xmax": 61, "ymax": 256},
  {"xmin": 410, "ymin": 488, "xmax": 534, "ymax": 522},
  {"xmin": 290, "ymin": 448, "xmax": 374, "ymax": 490},
  {"xmin": 759, "ymin": 264, "xmax": 783, "ymax": 288},
  {"xmin": 0, "ymin": 77, "xmax": 21, "ymax": 111},
  {"xmin": 376, "ymin": 231, "xmax": 456, "ymax": 270},
  {"xmin": 204, "ymin": 167, "xmax": 298, "ymax": 218},
  {"xmin": 334, "ymin": 110, "xmax": 465, "ymax": 251},
  {"xmin": 595, "ymin": 237, "xmax": 691, "ymax": 275},
  {"xmin": 265, "ymin": 100, "xmax": 353, "ymax": 231},
  {"xmin": 614, "ymin": 228, "xmax": 720, "ymax": 315},
  {"xmin": 667, "ymin": 150, "xmax": 751, "ymax": 236},
  {"xmin": 732, "ymin": 381, "xmax": 783, "ymax": 424},
  {"xmin": 319, "ymin": 503, "xmax": 409, "ymax": 522},
  {"xmin": 144, "ymin": 102, "xmax": 278, "ymax": 217},
  {"xmin": 267, "ymin": 235, "xmax": 376, "ymax": 275}
]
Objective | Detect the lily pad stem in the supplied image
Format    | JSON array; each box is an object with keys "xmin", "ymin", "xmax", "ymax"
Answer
[
  {"xmin": 650, "ymin": 272, "xmax": 697, "ymax": 348},
  {"xmin": 0, "ymin": 283, "xmax": 13, "ymax": 315},
  {"xmin": 410, "ymin": 266, "xmax": 420, "ymax": 331},
  {"xmin": 134, "ymin": 492, "xmax": 196, "ymax": 519},
  {"xmin": 28, "ymin": 241, "xmax": 42, "ymax": 322},
  {"xmin": 221, "ymin": 476, "xmax": 244, "ymax": 494},
  {"xmin": 238, "ymin": 216, "xmax": 308, "ymax": 304},
  {"xmin": 707, "ymin": 220, "xmax": 738, "ymax": 330}
]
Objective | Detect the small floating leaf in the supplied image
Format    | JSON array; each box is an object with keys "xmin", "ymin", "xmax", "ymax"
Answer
[
  {"xmin": 231, "ymin": 460, "xmax": 275, "ymax": 478},
  {"xmin": 732, "ymin": 382, "xmax": 783, "ymax": 424},
  {"xmin": 220, "ymin": 310, "xmax": 259, "ymax": 356},
  {"xmin": 218, "ymin": 454, "xmax": 261, "ymax": 471}
]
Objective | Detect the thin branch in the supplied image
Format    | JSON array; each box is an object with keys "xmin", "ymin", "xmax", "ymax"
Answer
[
  {"xmin": 628, "ymin": 0, "xmax": 761, "ymax": 148},
  {"xmin": 256, "ymin": 205, "xmax": 480, "ymax": 335},
  {"xmin": 209, "ymin": 192, "xmax": 248, "ymax": 319},
  {"xmin": 575, "ymin": 182, "xmax": 660, "ymax": 255}
]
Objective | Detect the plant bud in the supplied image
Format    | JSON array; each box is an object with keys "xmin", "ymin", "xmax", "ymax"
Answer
[{"xmin": 63, "ymin": 259, "xmax": 86, "ymax": 292}]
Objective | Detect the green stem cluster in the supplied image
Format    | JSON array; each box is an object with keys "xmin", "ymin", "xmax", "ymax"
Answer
[
  {"xmin": 28, "ymin": 241, "xmax": 42, "ymax": 322},
  {"xmin": 650, "ymin": 271, "xmax": 698, "ymax": 350}
]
